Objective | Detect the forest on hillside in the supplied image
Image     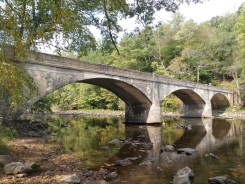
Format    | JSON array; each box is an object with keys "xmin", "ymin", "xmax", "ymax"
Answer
[{"xmin": 32, "ymin": 10, "xmax": 245, "ymax": 112}]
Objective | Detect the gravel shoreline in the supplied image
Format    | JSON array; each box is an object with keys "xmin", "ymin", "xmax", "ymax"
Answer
[{"xmin": 30, "ymin": 110, "xmax": 245, "ymax": 120}]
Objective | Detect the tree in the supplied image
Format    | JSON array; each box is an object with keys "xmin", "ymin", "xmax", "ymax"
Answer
[
  {"xmin": 235, "ymin": 6, "xmax": 245, "ymax": 105},
  {"xmin": 0, "ymin": 0, "xmax": 205, "ymax": 54}
]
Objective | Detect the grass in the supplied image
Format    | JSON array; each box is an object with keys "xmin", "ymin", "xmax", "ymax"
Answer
[
  {"xmin": 0, "ymin": 126, "xmax": 18, "ymax": 154},
  {"xmin": 224, "ymin": 106, "xmax": 245, "ymax": 113}
]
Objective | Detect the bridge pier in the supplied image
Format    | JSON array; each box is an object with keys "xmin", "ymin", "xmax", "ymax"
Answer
[
  {"xmin": 125, "ymin": 101, "xmax": 162, "ymax": 124},
  {"xmin": 125, "ymin": 75, "xmax": 162, "ymax": 124},
  {"xmin": 202, "ymin": 101, "xmax": 213, "ymax": 117},
  {"xmin": 183, "ymin": 102, "xmax": 212, "ymax": 118}
]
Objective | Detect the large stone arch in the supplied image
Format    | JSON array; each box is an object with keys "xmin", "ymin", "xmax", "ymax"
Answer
[
  {"xmin": 25, "ymin": 63, "xmax": 154, "ymax": 123},
  {"xmin": 82, "ymin": 78, "xmax": 151, "ymax": 106}
]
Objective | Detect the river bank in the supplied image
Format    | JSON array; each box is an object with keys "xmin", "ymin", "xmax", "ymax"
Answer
[
  {"xmin": 0, "ymin": 120, "xmax": 110, "ymax": 184},
  {"xmin": 49, "ymin": 109, "xmax": 245, "ymax": 120}
]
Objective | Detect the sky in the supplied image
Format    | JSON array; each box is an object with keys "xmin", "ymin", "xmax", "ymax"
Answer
[{"xmin": 174, "ymin": 0, "xmax": 244, "ymax": 23}]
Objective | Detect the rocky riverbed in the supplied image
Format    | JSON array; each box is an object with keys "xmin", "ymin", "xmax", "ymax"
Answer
[{"xmin": 0, "ymin": 120, "xmax": 111, "ymax": 184}]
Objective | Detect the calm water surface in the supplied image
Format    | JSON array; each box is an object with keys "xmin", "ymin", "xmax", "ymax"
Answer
[{"xmin": 44, "ymin": 115, "xmax": 245, "ymax": 183}]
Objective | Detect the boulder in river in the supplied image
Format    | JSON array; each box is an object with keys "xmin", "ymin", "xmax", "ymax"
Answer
[
  {"xmin": 100, "ymin": 146, "xmax": 109, "ymax": 151},
  {"xmin": 162, "ymin": 145, "xmax": 175, "ymax": 152},
  {"xmin": 4, "ymin": 162, "xmax": 26, "ymax": 174},
  {"xmin": 4, "ymin": 161, "xmax": 40, "ymax": 175},
  {"xmin": 209, "ymin": 153, "xmax": 220, "ymax": 160},
  {"xmin": 115, "ymin": 158, "xmax": 132, "ymax": 166},
  {"xmin": 177, "ymin": 148, "xmax": 196, "ymax": 155},
  {"xmin": 172, "ymin": 167, "xmax": 194, "ymax": 184},
  {"xmin": 108, "ymin": 139, "xmax": 121, "ymax": 145},
  {"xmin": 105, "ymin": 171, "xmax": 118, "ymax": 179},
  {"xmin": 208, "ymin": 176, "xmax": 236, "ymax": 184},
  {"xmin": 58, "ymin": 173, "xmax": 80, "ymax": 183}
]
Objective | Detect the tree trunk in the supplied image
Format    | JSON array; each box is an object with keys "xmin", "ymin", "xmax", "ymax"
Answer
[
  {"xmin": 232, "ymin": 71, "xmax": 241, "ymax": 105},
  {"xmin": 197, "ymin": 70, "xmax": 200, "ymax": 82}
]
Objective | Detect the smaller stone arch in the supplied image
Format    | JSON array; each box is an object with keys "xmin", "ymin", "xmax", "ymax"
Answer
[
  {"xmin": 163, "ymin": 89, "xmax": 206, "ymax": 117},
  {"xmin": 211, "ymin": 93, "xmax": 230, "ymax": 110},
  {"xmin": 211, "ymin": 93, "xmax": 230, "ymax": 116}
]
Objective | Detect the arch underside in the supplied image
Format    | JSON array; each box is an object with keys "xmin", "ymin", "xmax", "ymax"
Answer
[
  {"xmin": 172, "ymin": 89, "xmax": 206, "ymax": 117},
  {"xmin": 211, "ymin": 93, "xmax": 230, "ymax": 110},
  {"xmin": 81, "ymin": 78, "xmax": 152, "ymax": 123},
  {"xmin": 81, "ymin": 78, "xmax": 151, "ymax": 106},
  {"xmin": 211, "ymin": 93, "xmax": 230, "ymax": 116}
]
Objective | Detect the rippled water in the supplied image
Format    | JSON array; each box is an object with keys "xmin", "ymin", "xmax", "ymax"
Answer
[{"xmin": 45, "ymin": 115, "xmax": 245, "ymax": 183}]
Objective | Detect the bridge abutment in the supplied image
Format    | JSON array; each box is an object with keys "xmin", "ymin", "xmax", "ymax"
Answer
[
  {"xmin": 125, "ymin": 76, "xmax": 162, "ymax": 124},
  {"xmin": 125, "ymin": 100, "xmax": 162, "ymax": 124},
  {"xmin": 183, "ymin": 102, "xmax": 212, "ymax": 118},
  {"xmin": 202, "ymin": 102, "xmax": 213, "ymax": 117},
  {"xmin": 146, "ymin": 99, "xmax": 162, "ymax": 123}
]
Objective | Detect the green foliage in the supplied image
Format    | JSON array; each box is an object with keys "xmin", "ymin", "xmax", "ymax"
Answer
[
  {"xmin": 161, "ymin": 94, "xmax": 182, "ymax": 112},
  {"xmin": 30, "ymin": 95, "xmax": 55, "ymax": 113},
  {"xmin": 36, "ymin": 83, "xmax": 124, "ymax": 111},
  {"xmin": 235, "ymin": 6, "xmax": 245, "ymax": 104},
  {"xmin": 0, "ymin": 57, "xmax": 37, "ymax": 122},
  {"xmin": 0, "ymin": 126, "xmax": 18, "ymax": 154}
]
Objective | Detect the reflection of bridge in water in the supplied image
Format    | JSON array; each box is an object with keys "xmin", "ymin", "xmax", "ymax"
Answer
[{"xmin": 131, "ymin": 118, "xmax": 243, "ymax": 167}]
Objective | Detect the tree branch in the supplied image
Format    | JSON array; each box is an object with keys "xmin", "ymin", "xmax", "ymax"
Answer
[
  {"xmin": 5, "ymin": 0, "xmax": 22, "ymax": 20},
  {"xmin": 103, "ymin": 1, "xmax": 120, "ymax": 54}
]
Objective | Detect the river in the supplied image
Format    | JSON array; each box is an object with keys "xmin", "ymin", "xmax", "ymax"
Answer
[{"xmin": 38, "ymin": 115, "xmax": 245, "ymax": 183}]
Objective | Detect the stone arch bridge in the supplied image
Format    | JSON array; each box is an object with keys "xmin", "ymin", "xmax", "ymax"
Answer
[{"xmin": 23, "ymin": 52, "xmax": 234, "ymax": 123}]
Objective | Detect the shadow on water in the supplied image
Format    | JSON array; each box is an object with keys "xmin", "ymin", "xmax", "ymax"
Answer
[{"xmin": 41, "ymin": 114, "xmax": 245, "ymax": 183}]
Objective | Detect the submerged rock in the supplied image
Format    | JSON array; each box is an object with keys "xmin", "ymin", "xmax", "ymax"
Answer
[
  {"xmin": 95, "ymin": 179, "xmax": 108, "ymax": 184},
  {"xmin": 208, "ymin": 176, "xmax": 236, "ymax": 184},
  {"xmin": 115, "ymin": 158, "xmax": 132, "ymax": 166},
  {"xmin": 176, "ymin": 167, "xmax": 194, "ymax": 178},
  {"xmin": 58, "ymin": 173, "xmax": 80, "ymax": 183},
  {"xmin": 177, "ymin": 148, "xmax": 196, "ymax": 155},
  {"xmin": 100, "ymin": 146, "xmax": 109, "ymax": 151},
  {"xmin": 128, "ymin": 157, "xmax": 139, "ymax": 161},
  {"xmin": 209, "ymin": 153, "xmax": 220, "ymax": 160},
  {"xmin": 162, "ymin": 145, "xmax": 175, "ymax": 152},
  {"xmin": 108, "ymin": 139, "xmax": 121, "ymax": 145},
  {"xmin": 173, "ymin": 174, "xmax": 191, "ymax": 184},
  {"xmin": 105, "ymin": 171, "xmax": 118, "ymax": 179},
  {"xmin": 184, "ymin": 125, "xmax": 192, "ymax": 131},
  {"xmin": 172, "ymin": 167, "xmax": 194, "ymax": 184},
  {"xmin": 139, "ymin": 159, "xmax": 154, "ymax": 165}
]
